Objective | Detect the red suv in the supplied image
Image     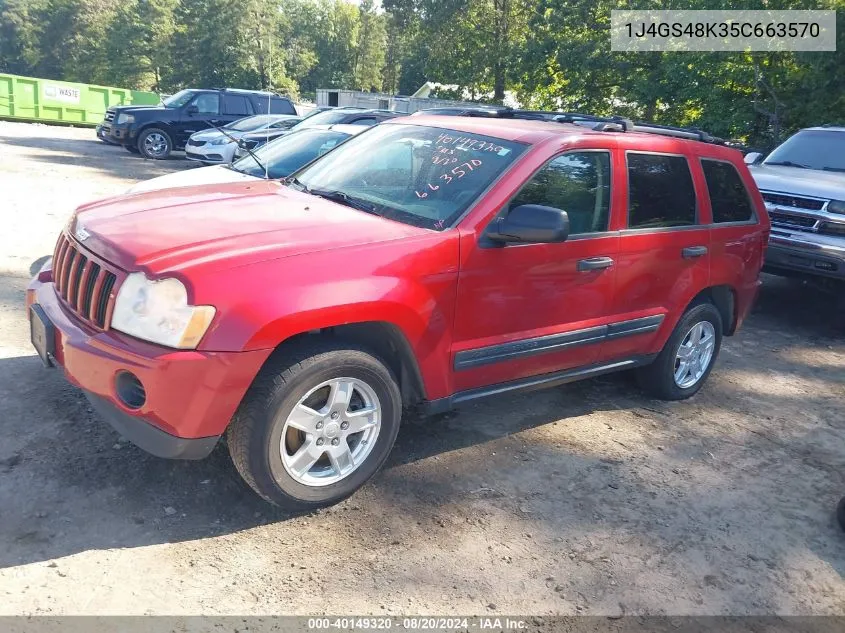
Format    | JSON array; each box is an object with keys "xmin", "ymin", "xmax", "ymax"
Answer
[{"xmin": 27, "ymin": 116, "xmax": 769, "ymax": 508}]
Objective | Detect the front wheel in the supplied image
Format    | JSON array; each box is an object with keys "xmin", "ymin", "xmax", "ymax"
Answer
[
  {"xmin": 227, "ymin": 341, "xmax": 402, "ymax": 509},
  {"xmin": 138, "ymin": 127, "xmax": 172, "ymax": 159},
  {"xmin": 636, "ymin": 302, "xmax": 723, "ymax": 400}
]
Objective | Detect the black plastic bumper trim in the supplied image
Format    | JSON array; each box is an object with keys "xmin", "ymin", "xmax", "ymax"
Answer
[{"xmin": 83, "ymin": 392, "xmax": 219, "ymax": 460}]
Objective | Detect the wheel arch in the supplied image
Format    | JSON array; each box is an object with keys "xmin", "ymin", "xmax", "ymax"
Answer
[
  {"xmin": 687, "ymin": 284, "xmax": 737, "ymax": 335},
  {"xmin": 260, "ymin": 321, "xmax": 427, "ymax": 407}
]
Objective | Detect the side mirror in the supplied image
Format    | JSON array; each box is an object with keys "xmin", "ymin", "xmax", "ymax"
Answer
[
  {"xmin": 486, "ymin": 204, "xmax": 570, "ymax": 244},
  {"xmin": 744, "ymin": 152, "xmax": 762, "ymax": 165},
  {"xmin": 186, "ymin": 105, "xmax": 199, "ymax": 115}
]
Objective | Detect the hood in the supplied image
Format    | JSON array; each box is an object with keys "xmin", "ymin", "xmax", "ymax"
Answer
[
  {"xmin": 190, "ymin": 128, "xmax": 242, "ymax": 142},
  {"xmin": 749, "ymin": 164, "xmax": 845, "ymax": 201},
  {"xmin": 108, "ymin": 104, "xmax": 165, "ymax": 114},
  {"xmin": 73, "ymin": 181, "xmax": 430, "ymax": 274},
  {"xmin": 126, "ymin": 165, "xmax": 260, "ymax": 194}
]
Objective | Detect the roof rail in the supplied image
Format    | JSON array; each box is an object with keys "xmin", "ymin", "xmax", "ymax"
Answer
[{"xmin": 630, "ymin": 122, "xmax": 726, "ymax": 144}]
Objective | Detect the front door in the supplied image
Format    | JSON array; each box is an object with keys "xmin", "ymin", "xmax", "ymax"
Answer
[
  {"xmin": 177, "ymin": 92, "xmax": 222, "ymax": 145},
  {"xmin": 452, "ymin": 150, "xmax": 620, "ymax": 393}
]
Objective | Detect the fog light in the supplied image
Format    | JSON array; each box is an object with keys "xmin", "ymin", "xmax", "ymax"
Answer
[{"xmin": 115, "ymin": 371, "xmax": 146, "ymax": 409}]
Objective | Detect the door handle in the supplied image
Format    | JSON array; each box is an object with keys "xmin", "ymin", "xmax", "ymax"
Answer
[
  {"xmin": 577, "ymin": 257, "xmax": 614, "ymax": 272},
  {"xmin": 681, "ymin": 246, "xmax": 708, "ymax": 259}
]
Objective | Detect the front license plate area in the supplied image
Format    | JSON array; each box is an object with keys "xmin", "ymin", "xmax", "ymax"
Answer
[{"xmin": 30, "ymin": 304, "xmax": 56, "ymax": 367}]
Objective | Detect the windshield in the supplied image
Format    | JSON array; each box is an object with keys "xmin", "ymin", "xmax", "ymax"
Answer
[
  {"xmin": 225, "ymin": 115, "xmax": 274, "ymax": 132},
  {"xmin": 764, "ymin": 129, "xmax": 845, "ymax": 172},
  {"xmin": 162, "ymin": 90, "xmax": 196, "ymax": 109},
  {"xmin": 294, "ymin": 124, "xmax": 526, "ymax": 230},
  {"xmin": 292, "ymin": 109, "xmax": 364, "ymax": 129},
  {"xmin": 232, "ymin": 129, "xmax": 351, "ymax": 179}
]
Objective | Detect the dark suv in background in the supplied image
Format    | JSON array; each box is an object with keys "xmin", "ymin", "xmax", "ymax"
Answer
[{"xmin": 97, "ymin": 88, "xmax": 297, "ymax": 159}]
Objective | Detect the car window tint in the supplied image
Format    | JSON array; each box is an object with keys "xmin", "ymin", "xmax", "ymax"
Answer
[
  {"xmin": 508, "ymin": 151, "xmax": 611, "ymax": 235},
  {"xmin": 193, "ymin": 93, "xmax": 220, "ymax": 115},
  {"xmin": 224, "ymin": 94, "xmax": 251, "ymax": 116},
  {"xmin": 701, "ymin": 159, "xmax": 756, "ymax": 223},
  {"xmin": 627, "ymin": 153, "xmax": 697, "ymax": 229},
  {"xmin": 349, "ymin": 117, "xmax": 377, "ymax": 126}
]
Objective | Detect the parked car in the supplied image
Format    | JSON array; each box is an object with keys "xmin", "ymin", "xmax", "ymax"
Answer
[
  {"xmin": 28, "ymin": 115, "xmax": 768, "ymax": 509},
  {"xmin": 184, "ymin": 114, "xmax": 301, "ymax": 165},
  {"xmin": 97, "ymin": 88, "xmax": 297, "ymax": 159},
  {"xmin": 745, "ymin": 125, "xmax": 845, "ymax": 284},
  {"xmin": 232, "ymin": 108, "xmax": 397, "ymax": 159},
  {"xmin": 233, "ymin": 107, "xmax": 405, "ymax": 156},
  {"xmin": 127, "ymin": 125, "xmax": 366, "ymax": 193}
]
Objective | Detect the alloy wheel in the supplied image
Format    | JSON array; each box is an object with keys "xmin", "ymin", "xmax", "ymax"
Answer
[{"xmin": 280, "ymin": 377, "xmax": 381, "ymax": 487}]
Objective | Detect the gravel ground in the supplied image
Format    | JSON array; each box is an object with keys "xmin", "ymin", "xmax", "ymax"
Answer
[{"xmin": 0, "ymin": 121, "xmax": 844, "ymax": 616}]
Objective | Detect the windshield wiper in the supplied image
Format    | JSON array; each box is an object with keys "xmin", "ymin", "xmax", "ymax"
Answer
[
  {"xmin": 766, "ymin": 160, "xmax": 811, "ymax": 169},
  {"xmin": 308, "ymin": 188, "xmax": 379, "ymax": 215},
  {"xmin": 284, "ymin": 176, "xmax": 309, "ymax": 190}
]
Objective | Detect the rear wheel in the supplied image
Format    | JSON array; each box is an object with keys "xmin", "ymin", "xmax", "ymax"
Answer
[
  {"xmin": 227, "ymin": 340, "xmax": 402, "ymax": 509},
  {"xmin": 636, "ymin": 302, "xmax": 723, "ymax": 400},
  {"xmin": 138, "ymin": 127, "xmax": 172, "ymax": 159}
]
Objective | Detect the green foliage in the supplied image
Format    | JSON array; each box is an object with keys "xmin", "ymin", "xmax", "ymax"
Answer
[{"xmin": 0, "ymin": 0, "xmax": 843, "ymax": 146}]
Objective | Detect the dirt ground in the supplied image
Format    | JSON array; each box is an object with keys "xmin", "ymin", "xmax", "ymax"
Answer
[{"xmin": 0, "ymin": 120, "xmax": 844, "ymax": 617}]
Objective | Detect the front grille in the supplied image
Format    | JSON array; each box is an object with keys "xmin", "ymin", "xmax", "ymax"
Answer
[
  {"xmin": 761, "ymin": 191, "xmax": 826, "ymax": 211},
  {"xmin": 769, "ymin": 211, "xmax": 818, "ymax": 232},
  {"xmin": 104, "ymin": 109, "xmax": 115, "ymax": 123},
  {"xmin": 186, "ymin": 138, "xmax": 205, "ymax": 147},
  {"xmin": 819, "ymin": 221, "xmax": 845, "ymax": 237},
  {"xmin": 52, "ymin": 233, "xmax": 118, "ymax": 329}
]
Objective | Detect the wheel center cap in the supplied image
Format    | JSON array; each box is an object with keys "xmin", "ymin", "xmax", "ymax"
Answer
[{"xmin": 324, "ymin": 422, "xmax": 340, "ymax": 438}]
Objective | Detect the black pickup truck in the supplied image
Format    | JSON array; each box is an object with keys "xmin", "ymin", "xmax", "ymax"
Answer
[{"xmin": 97, "ymin": 88, "xmax": 297, "ymax": 159}]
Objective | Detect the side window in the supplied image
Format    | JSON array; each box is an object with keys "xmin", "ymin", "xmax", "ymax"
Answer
[
  {"xmin": 192, "ymin": 93, "xmax": 220, "ymax": 115},
  {"xmin": 701, "ymin": 159, "xmax": 756, "ymax": 223},
  {"xmin": 223, "ymin": 94, "xmax": 251, "ymax": 116},
  {"xmin": 349, "ymin": 117, "xmax": 377, "ymax": 126},
  {"xmin": 508, "ymin": 151, "xmax": 611, "ymax": 235},
  {"xmin": 627, "ymin": 153, "xmax": 697, "ymax": 229}
]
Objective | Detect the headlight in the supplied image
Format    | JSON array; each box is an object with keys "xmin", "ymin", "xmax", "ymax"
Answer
[
  {"xmin": 111, "ymin": 273, "xmax": 216, "ymax": 349},
  {"xmin": 116, "ymin": 113, "xmax": 135, "ymax": 125},
  {"xmin": 828, "ymin": 199, "xmax": 845, "ymax": 215},
  {"xmin": 209, "ymin": 137, "xmax": 231, "ymax": 145}
]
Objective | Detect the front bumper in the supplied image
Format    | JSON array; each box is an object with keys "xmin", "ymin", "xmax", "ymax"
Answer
[
  {"xmin": 764, "ymin": 232, "xmax": 845, "ymax": 280},
  {"xmin": 27, "ymin": 273, "xmax": 271, "ymax": 459},
  {"xmin": 185, "ymin": 142, "xmax": 236, "ymax": 164},
  {"xmin": 98, "ymin": 122, "xmax": 137, "ymax": 145}
]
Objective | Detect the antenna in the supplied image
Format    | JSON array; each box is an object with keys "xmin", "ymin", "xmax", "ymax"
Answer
[{"xmin": 265, "ymin": 33, "xmax": 271, "ymax": 180}]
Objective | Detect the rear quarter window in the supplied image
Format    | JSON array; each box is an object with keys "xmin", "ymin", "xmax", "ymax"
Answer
[
  {"xmin": 701, "ymin": 159, "xmax": 756, "ymax": 223},
  {"xmin": 269, "ymin": 97, "xmax": 296, "ymax": 115}
]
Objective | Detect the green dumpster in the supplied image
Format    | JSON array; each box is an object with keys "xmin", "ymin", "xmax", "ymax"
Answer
[{"xmin": 0, "ymin": 73, "xmax": 159, "ymax": 127}]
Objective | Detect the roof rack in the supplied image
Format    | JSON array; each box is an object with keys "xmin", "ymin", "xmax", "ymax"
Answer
[{"xmin": 533, "ymin": 110, "xmax": 730, "ymax": 145}]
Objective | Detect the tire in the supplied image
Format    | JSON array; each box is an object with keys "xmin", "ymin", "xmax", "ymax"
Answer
[
  {"xmin": 837, "ymin": 497, "xmax": 845, "ymax": 531},
  {"xmin": 636, "ymin": 301, "xmax": 723, "ymax": 401},
  {"xmin": 227, "ymin": 340, "xmax": 402, "ymax": 509},
  {"xmin": 137, "ymin": 127, "xmax": 172, "ymax": 159},
  {"xmin": 124, "ymin": 145, "xmax": 140, "ymax": 154}
]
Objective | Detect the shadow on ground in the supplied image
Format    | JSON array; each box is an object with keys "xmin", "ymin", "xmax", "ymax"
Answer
[
  {"xmin": 1, "ymin": 266, "xmax": 844, "ymax": 614},
  {"xmin": 0, "ymin": 134, "xmax": 191, "ymax": 182}
]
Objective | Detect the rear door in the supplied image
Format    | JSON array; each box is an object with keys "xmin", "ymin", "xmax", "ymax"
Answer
[
  {"xmin": 601, "ymin": 150, "xmax": 711, "ymax": 362},
  {"xmin": 222, "ymin": 94, "xmax": 253, "ymax": 124}
]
